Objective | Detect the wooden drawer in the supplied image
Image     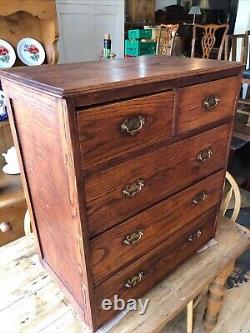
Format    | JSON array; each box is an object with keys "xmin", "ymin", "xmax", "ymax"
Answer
[
  {"xmin": 177, "ymin": 76, "xmax": 240, "ymax": 134},
  {"xmin": 91, "ymin": 170, "xmax": 224, "ymax": 286},
  {"xmin": 0, "ymin": 197, "xmax": 26, "ymax": 246},
  {"xmin": 77, "ymin": 91, "xmax": 175, "ymax": 169},
  {"xmin": 94, "ymin": 208, "xmax": 217, "ymax": 326},
  {"xmin": 85, "ymin": 123, "xmax": 231, "ymax": 237}
]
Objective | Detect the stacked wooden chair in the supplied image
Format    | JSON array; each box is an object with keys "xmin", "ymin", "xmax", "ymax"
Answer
[{"xmin": 156, "ymin": 24, "xmax": 179, "ymax": 56}]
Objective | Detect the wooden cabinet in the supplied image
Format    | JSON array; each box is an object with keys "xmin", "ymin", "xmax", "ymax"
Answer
[
  {"xmin": 0, "ymin": 56, "xmax": 242, "ymax": 331},
  {"xmin": 0, "ymin": 0, "xmax": 59, "ymax": 246},
  {"xmin": 126, "ymin": 0, "xmax": 155, "ymax": 24}
]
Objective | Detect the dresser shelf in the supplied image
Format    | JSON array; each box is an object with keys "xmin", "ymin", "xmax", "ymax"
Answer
[
  {"xmin": 0, "ymin": 0, "xmax": 59, "ymax": 246},
  {"xmin": 0, "ymin": 170, "xmax": 26, "ymax": 246}
]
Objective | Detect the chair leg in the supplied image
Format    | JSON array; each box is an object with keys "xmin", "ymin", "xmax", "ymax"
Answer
[
  {"xmin": 204, "ymin": 261, "xmax": 235, "ymax": 332},
  {"xmin": 187, "ymin": 300, "xmax": 194, "ymax": 333}
]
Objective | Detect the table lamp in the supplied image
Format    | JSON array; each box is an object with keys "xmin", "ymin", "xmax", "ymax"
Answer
[{"xmin": 188, "ymin": 5, "xmax": 201, "ymax": 25}]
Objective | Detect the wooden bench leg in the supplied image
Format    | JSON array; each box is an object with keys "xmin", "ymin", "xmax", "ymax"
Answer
[{"xmin": 204, "ymin": 261, "xmax": 235, "ymax": 332}]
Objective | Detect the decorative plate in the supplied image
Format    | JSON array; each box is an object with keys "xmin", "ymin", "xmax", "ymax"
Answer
[
  {"xmin": 17, "ymin": 38, "xmax": 45, "ymax": 66},
  {"xmin": 0, "ymin": 90, "xmax": 8, "ymax": 121},
  {"xmin": 0, "ymin": 39, "xmax": 16, "ymax": 69}
]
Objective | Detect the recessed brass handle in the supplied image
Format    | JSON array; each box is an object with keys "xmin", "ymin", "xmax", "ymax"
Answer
[
  {"xmin": 197, "ymin": 148, "xmax": 213, "ymax": 162},
  {"xmin": 124, "ymin": 272, "xmax": 144, "ymax": 288},
  {"xmin": 123, "ymin": 179, "xmax": 145, "ymax": 198},
  {"xmin": 123, "ymin": 230, "xmax": 144, "ymax": 246},
  {"xmin": 192, "ymin": 191, "xmax": 208, "ymax": 205},
  {"xmin": 120, "ymin": 115, "xmax": 145, "ymax": 136},
  {"xmin": 203, "ymin": 95, "xmax": 220, "ymax": 110},
  {"xmin": 188, "ymin": 230, "xmax": 202, "ymax": 242}
]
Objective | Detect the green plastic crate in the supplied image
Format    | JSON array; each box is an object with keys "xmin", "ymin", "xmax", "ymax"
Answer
[
  {"xmin": 128, "ymin": 29, "xmax": 152, "ymax": 40},
  {"xmin": 125, "ymin": 40, "xmax": 156, "ymax": 57}
]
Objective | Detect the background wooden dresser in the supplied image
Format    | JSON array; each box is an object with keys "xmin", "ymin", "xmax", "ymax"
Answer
[
  {"xmin": 0, "ymin": 56, "xmax": 242, "ymax": 331},
  {"xmin": 0, "ymin": 0, "xmax": 59, "ymax": 246}
]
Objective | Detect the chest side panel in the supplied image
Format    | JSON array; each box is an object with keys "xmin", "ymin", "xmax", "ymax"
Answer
[{"xmin": 2, "ymin": 81, "xmax": 94, "ymax": 329}]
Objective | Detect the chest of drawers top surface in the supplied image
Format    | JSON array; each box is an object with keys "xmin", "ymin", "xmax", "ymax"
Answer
[
  {"xmin": 0, "ymin": 55, "xmax": 241, "ymax": 104},
  {"xmin": 0, "ymin": 56, "xmax": 242, "ymax": 332}
]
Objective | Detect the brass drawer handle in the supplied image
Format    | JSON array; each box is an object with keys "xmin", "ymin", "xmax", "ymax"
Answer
[
  {"xmin": 188, "ymin": 230, "xmax": 202, "ymax": 242},
  {"xmin": 197, "ymin": 148, "xmax": 213, "ymax": 162},
  {"xmin": 125, "ymin": 271, "xmax": 144, "ymax": 288},
  {"xmin": 0, "ymin": 222, "xmax": 12, "ymax": 233},
  {"xmin": 203, "ymin": 95, "xmax": 220, "ymax": 110},
  {"xmin": 120, "ymin": 115, "xmax": 145, "ymax": 136},
  {"xmin": 123, "ymin": 179, "xmax": 145, "ymax": 198},
  {"xmin": 123, "ymin": 230, "xmax": 144, "ymax": 246},
  {"xmin": 192, "ymin": 191, "xmax": 208, "ymax": 205}
]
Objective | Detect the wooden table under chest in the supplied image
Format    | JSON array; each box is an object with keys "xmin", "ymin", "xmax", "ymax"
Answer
[{"xmin": 0, "ymin": 56, "xmax": 242, "ymax": 332}]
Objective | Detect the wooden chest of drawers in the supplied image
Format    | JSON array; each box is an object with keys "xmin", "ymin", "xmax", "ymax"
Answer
[{"xmin": 0, "ymin": 56, "xmax": 242, "ymax": 331}]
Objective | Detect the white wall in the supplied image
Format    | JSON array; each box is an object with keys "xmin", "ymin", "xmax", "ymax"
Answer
[
  {"xmin": 234, "ymin": 0, "xmax": 250, "ymax": 34},
  {"xmin": 56, "ymin": 0, "xmax": 124, "ymax": 63},
  {"xmin": 155, "ymin": 0, "xmax": 177, "ymax": 11}
]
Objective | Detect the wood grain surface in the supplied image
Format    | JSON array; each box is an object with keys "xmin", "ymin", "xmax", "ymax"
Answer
[
  {"xmin": 91, "ymin": 170, "xmax": 225, "ymax": 286},
  {"xmin": 0, "ymin": 55, "xmax": 242, "ymax": 332},
  {"xmin": 0, "ymin": 56, "xmax": 242, "ymax": 103},
  {"xmin": 85, "ymin": 124, "xmax": 231, "ymax": 236},
  {"xmin": 94, "ymin": 208, "xmax": 217, "ymax": 326},
  {"xmin": 78, "ymin": 91, "xmax": 174, "ymax": 168},
  {"xmin": 177, "ymin": 76, "xmax": 240, "ymax": 134},
  {"xmin": 6, "ymin": 90, "xmax": 94, "ymax": 329}
]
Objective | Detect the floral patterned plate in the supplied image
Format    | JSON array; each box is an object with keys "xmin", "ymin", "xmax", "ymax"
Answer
[
  {"xmin": 0, "ymin": 90, "xmax": 8, "ymax": 121},
  {"xmin": 0, "ymin": 39, "xmax": 16, "ymax": 69},
  {"xmin": 17, "ymin": 38, "xmax": 45, "ymax": 66}
]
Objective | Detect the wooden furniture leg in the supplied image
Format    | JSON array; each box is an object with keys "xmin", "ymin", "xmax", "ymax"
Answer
[
  {"xmin": 204, "ymin": 261, "xmax": 235, "ymax": 332},
  {"xmin": 187, "ymin": 300, "xmax": 194, "ymax": 333}
]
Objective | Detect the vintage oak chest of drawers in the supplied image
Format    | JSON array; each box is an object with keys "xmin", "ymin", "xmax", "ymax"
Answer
[{"xmin": 0, "ymin": 56, "xmax": 242, "ymax": 331}]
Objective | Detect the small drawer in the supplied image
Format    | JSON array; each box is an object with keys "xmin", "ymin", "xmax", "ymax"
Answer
[
  {"xmin": 85, "ymin": 123, "xmax": 231, "ymax": 237},
  {"xmin": 90, "ymin": 170, "xmax": 224, "ymax": 286},
  {"xmin": 94, "ymin": 208, "xmax": 217, "ymax": 327},
  {"xmin": 77, "ymin": 91, "xmax": 175, "ymax": 170},
  {"xmin": 0, "ymin": 201, "xmax": 26, "ymax": 246},
  {"xmin": 177, "ymin": 76, "xmax": 240, "ymax": 134}
]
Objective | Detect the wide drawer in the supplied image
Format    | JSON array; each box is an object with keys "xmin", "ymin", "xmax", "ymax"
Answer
[
  {"xmin": 91, "ymin": 170, "xmax": 224, "ymax": 286},
  {"xmin": 94, "ymin": 208, "xmax": 217, "ymax": 327},
  {"xmin": 85, "ymin": 123, "xmax": 231, "ymax": 237},
  {"xmin": 177, "ymin": 76, "xmax": 240, "ymax": 134},
  {"xmin": 77, "ymin": 91, "xmax": 175, "ymax": 170}
]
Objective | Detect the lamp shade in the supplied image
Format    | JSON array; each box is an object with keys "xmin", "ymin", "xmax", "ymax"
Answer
[{"xmin": 188, "ymin": 5, "xmax": 201, "ymax": 15}]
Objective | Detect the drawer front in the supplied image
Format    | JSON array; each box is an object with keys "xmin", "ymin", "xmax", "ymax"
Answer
[
  {"xmin": 77, "ymin": 91, "xmax": 175, "ymax": 169},
  {"xmin": 85, "ymin": 123, "xmax": 231, "ymax": 237},
  {"xmin": 91, "ymin": 170, "xmax": 224, "ymax": 286},
  {"xmin": 177, "ymin": 76, "xmax": 240, "ymax": 134},
  {"xmin": 94, "ymin": 208, "xmax": 217, "ymax": 326},
  {"xmin": 0, "ymin": 202, "xmax": 26, "ymax": 246}
]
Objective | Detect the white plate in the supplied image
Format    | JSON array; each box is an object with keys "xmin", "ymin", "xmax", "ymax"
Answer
[
  {"xmin": 17, "ymin": 38, "xmax": 45, "ymax": 66},
  {"xmin": 2, "ymin": 164, "xmax": 20, "ymax": 175},
  {"xmin": 0, "ymin": 90, "xmax": 8, "ymax": 121},
  {"xmin": 0, "ymin": 39, "xmax": 16, "ymax": 68}
]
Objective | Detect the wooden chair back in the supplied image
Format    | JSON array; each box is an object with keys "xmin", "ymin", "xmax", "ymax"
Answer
[
  {"xmin": 156, "ymin": 24, "xmax": 179, "ymax": 56},
  {"xmin": 224, "ymin": 31, "xmax": 250, "ymax": 68},
  {"xmin": 191, "ymin": 24, "xmax": 229, "ymax": 60},
  {"xmin": 220, "ymin": 171, "xmax": 241, "ymax": 223}
]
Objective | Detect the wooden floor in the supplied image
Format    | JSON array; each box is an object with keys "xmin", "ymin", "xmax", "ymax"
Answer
[{"xmin": 163, "ymin": 274, "xmax": 250, "ymax": 333}]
